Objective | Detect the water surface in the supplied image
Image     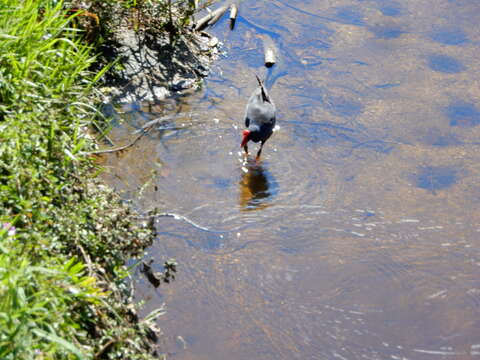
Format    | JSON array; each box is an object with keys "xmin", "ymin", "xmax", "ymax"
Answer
[{"xmin": 100, "ymin": 0, "xmax": 480, "ymax": 359}]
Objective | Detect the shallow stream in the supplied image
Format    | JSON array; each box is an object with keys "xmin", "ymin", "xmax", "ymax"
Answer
[{"xmin": 100, "ymin": 0, "xmax": 480, "ymax": 358}]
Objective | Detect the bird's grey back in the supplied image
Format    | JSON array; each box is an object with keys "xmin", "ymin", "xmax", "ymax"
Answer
[{"xmin": 244, "ymin": 86, "xmax": 276, "ymax": 129}]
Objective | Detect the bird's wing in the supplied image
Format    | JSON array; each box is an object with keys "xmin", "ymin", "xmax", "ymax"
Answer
[{"xmin": 245, "ymin": 116, "xmax": 250, "ymax": 128}]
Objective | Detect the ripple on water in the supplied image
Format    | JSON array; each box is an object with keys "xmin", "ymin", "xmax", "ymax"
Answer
[
  {"xmin": 423, "ymin": 132, "xmax": 463, "ymax": 147},
  {"xmin": 427, "ymin": 54, "xmax": 465, "ymax": 74},
  {"xmin": 334, "ymin": 6, "xmax": 365, "ymax": 26},
  {"xmin": 327, "ymin": 96, "xmax": 364, "ymax": 118},
  {"xmin": 379, "ymin": 3, "xmax": 402, "ymax": 17},
  {"xmin": 446, "ymin": 101, "xmax": 480, "ymax": 127},
  {"xmin": 370, "ymin": 25, "xmax": 405, "ymax": 39}
]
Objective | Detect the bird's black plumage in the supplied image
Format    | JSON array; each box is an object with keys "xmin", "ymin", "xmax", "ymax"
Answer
[{"xmin": 242, "ymin": 75, "xmax": 276, "ymax": 158}]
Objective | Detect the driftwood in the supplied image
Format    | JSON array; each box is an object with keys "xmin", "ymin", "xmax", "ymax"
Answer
[
  {"xmin": 194, "ymin": 5, "xmax": 228, "ymax": 31},
  {"xmin": 229, "ymin": 3, "xmax": 238, "ymax": 30}
]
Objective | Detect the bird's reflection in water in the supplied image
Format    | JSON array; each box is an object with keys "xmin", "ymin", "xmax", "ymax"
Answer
[{"xmin": 239, "ymin": 159, "xmax": 278, "ymax": 211}]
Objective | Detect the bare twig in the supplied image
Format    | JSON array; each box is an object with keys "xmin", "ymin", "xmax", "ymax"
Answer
[
  {"xmin": 76, "ymin": 242, "xmax": 95, "ymax": 277},
  {"xmin": 94, "ymin": 339, "xmax": 117, "ymax": 359},
  {"xmin": 87, "ymin": 124, "xmax": 154, "ymax": 155}
]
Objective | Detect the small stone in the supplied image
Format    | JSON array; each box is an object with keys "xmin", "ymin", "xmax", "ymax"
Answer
[
  {"xmin": 194, "ymin": 63, "xmax": 210, "ymax": 77},
  {"xmin": 171, "ymin": 78, "xmax": 195, "ymax": 91},
  {"xmin": 209, "ymin": 36, "xmax": 219, "ymax": 47}
]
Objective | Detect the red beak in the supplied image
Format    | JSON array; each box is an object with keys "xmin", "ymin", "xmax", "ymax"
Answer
[{"xmin": 241, "ymin": 130, "xmax": 250, "ymax": 147}]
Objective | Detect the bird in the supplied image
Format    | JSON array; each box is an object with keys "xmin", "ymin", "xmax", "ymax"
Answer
[{"xmin": 241, "ymin": 75, "xmax": 276, "ymax": 159}]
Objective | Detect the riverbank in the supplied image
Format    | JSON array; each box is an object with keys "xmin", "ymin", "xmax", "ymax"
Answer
[{"xmin": 0, "ymin": 0, "xmax": 213, "ymax": 358}]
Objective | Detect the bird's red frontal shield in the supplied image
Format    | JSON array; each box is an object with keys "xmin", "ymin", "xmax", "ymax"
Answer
[{"xmin": 241, "ymin": 130, "xmax": 250, "ymax": 147}]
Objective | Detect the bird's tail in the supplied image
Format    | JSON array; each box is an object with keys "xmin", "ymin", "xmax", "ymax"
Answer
[{"xmin": 255, "ymin": 74, "xmax": 270, "ymax": 103}]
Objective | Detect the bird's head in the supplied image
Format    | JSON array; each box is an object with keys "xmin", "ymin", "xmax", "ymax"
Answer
[{"xmin": 241, "ymin": 129, "xmax": 251, "ymax": 147}]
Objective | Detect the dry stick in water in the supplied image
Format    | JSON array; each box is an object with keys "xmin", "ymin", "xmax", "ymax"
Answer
[
  {"xmin": 262, "ymin": 35, "xmax": 277, "ymax": 67},
  {"xmin": 264, "ymin": 48, "xmax": 276, "ymax": 67},
  {"xmin": 229, "ymin": 3, "xmax": 238, "ymax": 30}
]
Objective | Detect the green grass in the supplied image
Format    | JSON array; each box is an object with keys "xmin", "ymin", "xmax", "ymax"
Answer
[{"xmin": 0, "ymin": 1, "xmax": 160, "ymax": 358}]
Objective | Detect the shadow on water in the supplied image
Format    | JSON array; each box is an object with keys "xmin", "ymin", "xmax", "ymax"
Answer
[
  {"xmin": 239, "ymin": 159, "xmax": 278, "ymax": 211},
  {"xmin": 427, "ymin": 54, "xmax": 465, "ymax": 74},
  {"xmin": 378, "ymin": 2, "xmax": 402, "ymax": 17},
  {"xmin": 413, "ymin": 166, "xmax": 459, "ymax": 195},
  {"xmin": 334, "ymin": 6, "xmax": 365, "ymax": 26},
  {"xmin": 446, "ymin": 101, "xmax": 480, "ymax": 127},
  {"xmin": 430, "ymin": 28, "xmax": 469, "ymax": 45},
  {"xmin": 370, "ymin": 25, "xmax": 405, "ymax": 39}
]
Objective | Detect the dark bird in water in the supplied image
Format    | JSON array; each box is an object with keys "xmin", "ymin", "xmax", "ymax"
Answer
[{"xmin": 241, "ymin": 75, "xmax": 276, "ymax": 159}]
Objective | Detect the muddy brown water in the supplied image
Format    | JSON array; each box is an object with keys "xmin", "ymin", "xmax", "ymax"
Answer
[{"xmin": 100, "ymin": 0, "xmax": 480, "ymax": 359}]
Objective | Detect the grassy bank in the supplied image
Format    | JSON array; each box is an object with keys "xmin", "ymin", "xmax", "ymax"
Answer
[{"xmin": 0, "ymin": 1, "xmax": 166, "ymax": 358}]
